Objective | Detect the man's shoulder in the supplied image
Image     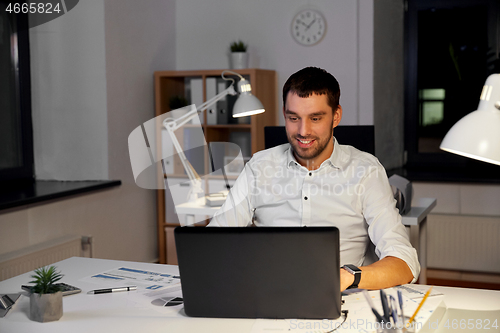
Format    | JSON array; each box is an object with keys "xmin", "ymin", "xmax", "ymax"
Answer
[{"xmin": 338, "ymin": 143, "xmax": 382, "ymax": 169}]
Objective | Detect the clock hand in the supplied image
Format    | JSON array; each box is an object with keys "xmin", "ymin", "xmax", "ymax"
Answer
[
  {"xmin": 297, "ymin": 19, "xmax": 308, "ymax": 28},
  {"xmin": 305, "ymin": 19, "xmax": 316, "ymax": 31}
]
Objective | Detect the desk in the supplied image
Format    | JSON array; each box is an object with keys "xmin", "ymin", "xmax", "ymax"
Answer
[
  {"xmin": 0, "ymin": 257, "xmax": 253, "ymax": 333},
  {"xmin": 174, "ymin": 197, "xmax": 437, "ymax": 284},
  {"xmin": 174, "ymin": 197, "xmax": 219, "ymax": 225},
  {"xmin": 176, "ymin": 197, "xmax": 437, "ymax": 228},
  {"xmin": 1, "ymin": 257, "xmax": 499, "ymax": 333}
]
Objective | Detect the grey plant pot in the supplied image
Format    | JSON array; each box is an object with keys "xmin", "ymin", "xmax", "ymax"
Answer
[
  {"xmin": 29, "ymin": 291, "xmax": 63, "ymax": 323},
  {"xmin": 230, "ymin": 52, "xmax": 249, "ymax": 69}
]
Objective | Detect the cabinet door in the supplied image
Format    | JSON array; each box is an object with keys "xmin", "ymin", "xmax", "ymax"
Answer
[{"xmin": 161, "ymin": 129, "xmax": 174, "ymax": 174}]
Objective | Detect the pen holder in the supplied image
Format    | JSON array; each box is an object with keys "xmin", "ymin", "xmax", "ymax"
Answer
[{"xmin": 376, "ymin": 317, "xmax": 415, "ymax": 333}]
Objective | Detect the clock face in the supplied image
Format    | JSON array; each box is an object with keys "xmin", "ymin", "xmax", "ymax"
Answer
[{"xmin": 291, "ymin": 9, "xmax": 326, "ymax": 46}]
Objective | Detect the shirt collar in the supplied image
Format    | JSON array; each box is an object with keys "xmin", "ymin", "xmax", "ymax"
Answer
[{"xmin": 285, "ymin": 136, "xmax": 347, "ymax": 170}]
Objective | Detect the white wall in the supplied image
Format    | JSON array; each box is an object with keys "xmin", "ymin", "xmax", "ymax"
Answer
[
  {"xmin": 412, "ymin": 182, "xmax": 500, "ymax": 274},
  {"xmin": 0, "ymin": 0, "xmax": 176, "ymax": 263},
  {"xmin": 30, "ymin": 0, "xmax": 108, "ymax": 181},
  {"xmin": 175, "ymin": 0, "xmax": 374, "ymax": 126}
]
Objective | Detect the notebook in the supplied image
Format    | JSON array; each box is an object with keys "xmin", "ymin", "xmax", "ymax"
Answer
[{"xmin": 174, "ymin": 226, "xmax": 341, "ymax": 319}]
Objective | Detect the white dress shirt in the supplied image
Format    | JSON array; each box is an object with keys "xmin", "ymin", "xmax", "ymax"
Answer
[{"xmin": 208, "ymin": 138, "xmax": 420, "ymax": 282}]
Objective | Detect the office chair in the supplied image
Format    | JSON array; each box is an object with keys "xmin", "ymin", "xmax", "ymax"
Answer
[
  {"xmin": 264, "ymin": 125, "xmax": 375, "ymax": 155},
  {"xmin": 264, "ymin": 125, "xmax": 379, "ymax": 265}
]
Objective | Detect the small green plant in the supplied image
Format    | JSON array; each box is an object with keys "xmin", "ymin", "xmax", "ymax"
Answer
[
  {"xmin": 169, "ymin": 95, "xmax": 189, "ymax": 110},
  {"xmin": 230, "ymin": 40, "xmax": 248, "ymax": 52},
  {"xmin": 29, "ymin": 266, "xmax": 63, "ymax": 294}
]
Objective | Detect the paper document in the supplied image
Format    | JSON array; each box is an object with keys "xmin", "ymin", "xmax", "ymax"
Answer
[
  {"xmin": 80, "ymin": 267, "xmax": 183, "ymax": 311},
  {"xmin": 250, "ymin": 287, "xmax": 446, "ymax": 333},
  {"xmin": 81, "ymin": 267, "xmax": 181, "ymax": 291},
  {"xmin": 395, "ymin": 284, "xmax": 443, "ymax": 299},
  {"xmin": 432, "ymin": 308, "xmax": 500, "ymax": 333}
]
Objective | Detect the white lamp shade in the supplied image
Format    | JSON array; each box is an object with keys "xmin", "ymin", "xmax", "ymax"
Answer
[
  {"xmin": 232, "ymin": 79, "xmax": 265, "ymax": 118},
  {"xmin": 440, "ymin": 109, "xmax": 500, "ymax": 165},
  {"xmin": 233, "ymin": 93, "xmax": 265, "ymax": 118},
  {"xmin": 440, "ymin": 74, "xmax": 500, "ymax": 166}
]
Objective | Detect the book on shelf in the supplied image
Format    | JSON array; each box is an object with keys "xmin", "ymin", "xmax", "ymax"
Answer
[
  {"xmin": 206, "ymin": 78, "xmax": 217, "ymax": 125},
  {"xmin": 189, "ymin": 78, "xmax": 204, "ymax": 125},
  {"xmin": 216, "ymin": 78, "xmax": 228, "ymax": 125}
]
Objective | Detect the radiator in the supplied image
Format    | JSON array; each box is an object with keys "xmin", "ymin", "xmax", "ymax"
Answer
[
  {"xmin": 427, "ymin": 214, "xmax": 500, "ymax": 273},
  {"xmin": 0, "ymin": 236, "xmax": 85, "ymax": 281}
]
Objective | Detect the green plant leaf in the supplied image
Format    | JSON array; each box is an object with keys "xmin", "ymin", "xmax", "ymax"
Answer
[
  {"xmin": 29, "ymin": 266, "xmax": 63, "ymax": 294},
  {"xmin": 230, "ymin": 40, "xmax": 248, "ymax": 52}
]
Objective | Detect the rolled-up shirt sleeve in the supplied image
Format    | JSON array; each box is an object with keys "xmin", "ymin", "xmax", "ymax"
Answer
[{"xmin": 361, "ymin": 162, "xmax": 421, "ymax": 283}]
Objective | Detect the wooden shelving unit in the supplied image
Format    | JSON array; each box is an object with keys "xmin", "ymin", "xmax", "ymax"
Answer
[{"xmin": 154, "ymin": 69, "xmax": 277, "ymax": 264}]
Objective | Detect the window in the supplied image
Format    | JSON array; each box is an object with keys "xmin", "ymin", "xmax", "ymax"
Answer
[
  {"xmin": 405, "ymin": 0, "xmax": 500, "ymax": 175},
  {"xmin": 0, "ymin": 1, "xmax": 34, "ymax": 184}
]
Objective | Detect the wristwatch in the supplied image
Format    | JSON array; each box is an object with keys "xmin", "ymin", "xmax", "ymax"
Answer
[{"xmin": 342, "ymin": 264, "xmax": 362, "ymax": 289}]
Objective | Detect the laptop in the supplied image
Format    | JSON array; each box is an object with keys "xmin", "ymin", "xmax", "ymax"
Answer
[{"xmin": 174, "ymin": 226, "xmax": 341, "ymax": 319}]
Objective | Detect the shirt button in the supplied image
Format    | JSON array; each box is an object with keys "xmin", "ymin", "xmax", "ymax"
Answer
[
  {"xmin": 309, "ymin": 172, "xmax": 312, "ymax": 176},
  {"xmin": 304, "ymin": 196, "xmax": 308, "ymax": 200}
]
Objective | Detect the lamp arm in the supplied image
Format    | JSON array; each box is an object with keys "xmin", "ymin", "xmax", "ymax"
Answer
[
  {"xmin": 161, "ymin": 84, "xmax": 237, "ymax": 200},
  {"xmin": 164, "ymin": 125, "xmax": 201, "ymax": 184},
  {"xmin": 162, "ymin": 85, "xmax": 236, "ymax": 132},
  {"xmin": 196, "ymin": 84, "xmax": 236, "ymax": 113}
]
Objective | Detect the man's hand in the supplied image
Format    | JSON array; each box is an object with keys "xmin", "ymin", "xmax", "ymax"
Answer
[
  {"xmin": 340, "ymin": 267, "xmax": 355, "ymax": 291},
  {"xmin": 339, "ymin": 256, "xmax": 414, "ymax": 292}
]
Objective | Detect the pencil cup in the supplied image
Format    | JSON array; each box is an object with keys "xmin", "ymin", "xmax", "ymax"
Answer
[
  {"xmin": 402, "ymin": 316, "xmax": 416, "ymax": 333},
  {"xmin": 376, "ymin": 317, "xmax": 415, "ymax": 333}
]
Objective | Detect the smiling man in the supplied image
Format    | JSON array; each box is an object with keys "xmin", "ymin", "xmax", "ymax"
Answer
[{"xmin": 209, "ymin": 67, "xmax": 419, "ymax": 291}]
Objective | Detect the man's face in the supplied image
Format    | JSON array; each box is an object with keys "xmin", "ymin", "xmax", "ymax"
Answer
[{"xmin": 283, "ymin": 92, "xmax": 342, "ymax": 169}]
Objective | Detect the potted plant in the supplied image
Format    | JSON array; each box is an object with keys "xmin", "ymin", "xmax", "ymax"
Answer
[
  {"xmin": 169, "ymin": 95, "xmax": 189, "ymax": 111},
  {"xmin": 229, "ymin": 40, "xmax": 249, "ymax": 69},
  {"xmin": 28, "ymin": 266, "xmax": 64, "ymax": 322}
]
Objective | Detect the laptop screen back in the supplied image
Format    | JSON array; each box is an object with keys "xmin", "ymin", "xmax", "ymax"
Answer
[{"xmin": 175, "ymin": 226, "xmax": 341, "ymax": 319}]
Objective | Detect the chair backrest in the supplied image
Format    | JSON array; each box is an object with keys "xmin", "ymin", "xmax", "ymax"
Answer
[{"xmin": 264, "ymin": 125, "xmax": 375, "ymax": 155}]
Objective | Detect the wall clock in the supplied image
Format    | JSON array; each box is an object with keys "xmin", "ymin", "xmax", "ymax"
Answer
[{"xmin": 291, "ymin": 9, "xmax": 327, "ymax": 46}]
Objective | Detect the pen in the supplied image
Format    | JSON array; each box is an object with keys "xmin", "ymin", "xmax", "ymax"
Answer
[
  {"xmin": 397, "ymin": 289, "xmax": 405, "ymax": 326},
  {"xmin": 87, "ymin": 286, "xmax": 137, "ymax": 294},
  {"xmin": 380, "ymin": 289, "xmax": 390, "ymax": 322},
  {"xmin": 362, "ymin": 290, "xmax": 384, "ymax": 323},
  {"xmin": 389, "ymin": 295, "xmax": 399, "ymax": 325},
  {"xmin": 408, "ymin": 286, "xmax": 433, "ymax": 326}
]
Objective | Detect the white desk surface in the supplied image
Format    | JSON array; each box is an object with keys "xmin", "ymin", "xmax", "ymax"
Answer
[
  {"xmin": 175, "ymin": 197, "xmax": 219, "ymax": 216},
  {"xmin": 0, "ymin": 257, "xmax": 253, "ymax": 333},
  {"xmin": 2, "ymin": 257, "xmax": 498, "ymax": 333}
]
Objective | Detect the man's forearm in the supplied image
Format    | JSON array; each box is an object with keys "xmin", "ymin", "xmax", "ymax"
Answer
[{"xmin": 340, "ymin": 256, "xmax": 414, "ymax": 291}]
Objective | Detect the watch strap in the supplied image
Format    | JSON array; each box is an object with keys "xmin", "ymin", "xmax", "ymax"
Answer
[{"xmin": 342, "ymin": 264, "xmax": 361, "ymax": 289}]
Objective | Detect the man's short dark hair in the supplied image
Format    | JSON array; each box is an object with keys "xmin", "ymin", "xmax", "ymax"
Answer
[{"xmin": 282, "ymin": 67, "xmax": 341, "ymax": 112}]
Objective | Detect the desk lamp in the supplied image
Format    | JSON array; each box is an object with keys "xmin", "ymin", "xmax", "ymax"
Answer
[
  {"xmin": 162, "ymin": 70, "xmax": 265, "ymax": 202},
  {"xmin": 440, "ymin": 74, "xmax": 500, "ymax": 166}
]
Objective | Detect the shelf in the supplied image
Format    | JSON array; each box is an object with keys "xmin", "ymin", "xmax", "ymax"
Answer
[
  {"xmin": 205, "ymin": 124, "xmax": 251, "ymax": 129},
  {"xmin": 155, "ymin": 69, "xmax": 277, "ymax": 264},
  {"xmin": 164, "ymin": 174, "xmax": 189, "ymax": 179},
  {"xmin": 206, "ymin": 175, "xmax": 239, "ymax": 180},
  {"xmin": 164, "ymin": 221, "xmax": 208, "ymax": 228},
  {"xmin": 155, "ymin": 68, "xmax": 276, "ymax": 78},
  {"xmin": 163, "ymin": 174, "xmax": 239, "ymax": 179}
]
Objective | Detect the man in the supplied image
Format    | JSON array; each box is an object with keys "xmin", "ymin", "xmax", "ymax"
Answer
[{"xmin": 208, "ymin": 67, "xmax": 419, "ymax": 291}]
